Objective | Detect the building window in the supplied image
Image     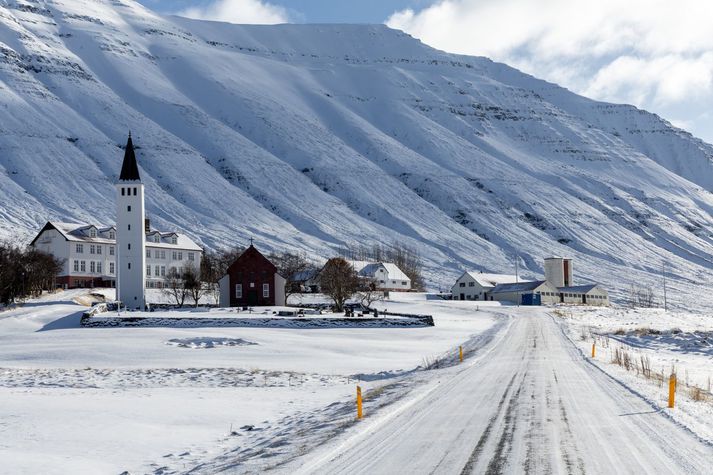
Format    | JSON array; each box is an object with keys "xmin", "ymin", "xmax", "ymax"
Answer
[
  {"xmin": 154, "ymin": 235, "xmax": 160, "ymax": 243},
  {"xmin": 160, "ymin": 250, "xmax": 166, "ymax": 259},
  {"xmin": 90, "ymin": 262, "xmax": 95, "ymax": 273},
  {"xmin": 109, "ymin": 262, "xmax": 115, "ymax": 274},
  {"xmin": 161, "ymin": 266, "xmax": 165, "ymax": 277},
  {"xmin": 188, "ymin": 252, "xmax": 194, "ymax": 261},
  {"xmin": 80, "ymin": 261, "xmax": 86, "ymax": 272},
  {"xmin": 76, "ymin": 244, "xmax": 84, "ymax": 253},
  {"xmin": 121, "ymin": 188, "xmax": 125, "ymax": 196},
  {"xmin": 128, "ymin": 263, "xmax": 131, "ymax": 270},
  {"xmin": 90, "ymin": 245, "xmax": 95, "ymax": 254},
  {"xmin": 73, "ymin": 260, "xmax": 79, "ymax": 272},
  {"xmin": 109, "ymin": 246, "xmax": 115, "ymax": 256},
  {"xmin": 128, "ymin": 224, "xmax": 131, "ymax": 231},
  {"xmin": 155, "ymin": 265, "xmax": 159, "ymax": 276},
  {"xmin": 235, "ymin": 284, "xmax": 242, "ymax": 298},
  {"xmin": 128, "ymin": 243, "xmax": 131, "ymax": 250},
  {"xmin": 146, "ymin": 249, "xmax": 151, "ymax": 258},
  {"xmin": 96, "ymin": 246, "xmax": 102, "ymax": 255},
  {"xmin": 172, "ymin": 251, "xmax": 177, "ymax": 260},
  {"xmin": 459, "ymin": 282, "xmax": 465, "ymax": 287},
  {"xmin": 90, "ymin": 229, "xmax": 97, "ymax": 238},
  {"xmin": 127, "ymin": 205, "xmax": 131, "ymax": 212},
  {"xmin": 178, "ymin": 252, "xmax": 183, "ymax": 261},
  {"xmin": 133, "ymin": 187, "xmax": 137, "ymax": 196},
  {"xmin": 263, "ymin": 283, "xmax": 270, "ymax": 298},
  {"xmin": 468, "ymin": 282, "xmax": 474, "ymax": 287},
  {"xmin": 171, "ymin": 236, "xmax": 177, "ymax": 245},
  {"xmin": 402, "ymin": 281, "xmax": 407, "ymax": 285},
  {"xmin": 109, "ymin": 231, "xmax": 115, "ymax": 240},
  {"xmin": 146, "ymin": 265, "xmax": 151, "ymax": 277}
]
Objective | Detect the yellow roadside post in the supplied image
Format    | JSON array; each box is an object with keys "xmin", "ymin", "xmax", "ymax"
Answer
[
  {"xmin": 591, "ymin": 342, "xmax": 596, "ymax": 358},
  {"xmin": 459, "ymin": 346, "xmax": 463, "ymax": 363},
  {"xmin": 357, "ymin": 385, "xmax": 363, "ymax": 419},
  {"xmin": 668, "ymin": 374, "xmax": 676, "ymax": 409}
]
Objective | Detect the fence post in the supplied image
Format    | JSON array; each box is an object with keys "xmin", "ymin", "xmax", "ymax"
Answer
[
  {"xmin": 668, "ymin": 374, "xmax": 676, "ymax": 409},
  {"xmin": 459, "ymin": 346, "xmax": 463, "ymax": 363},
  {"xmin": 591, "ymin": 342, "xmax": 596, "ymax": 358},
  {"xmin": 357, "ymin": 385, "xmax": 363, "ymax": 419}
]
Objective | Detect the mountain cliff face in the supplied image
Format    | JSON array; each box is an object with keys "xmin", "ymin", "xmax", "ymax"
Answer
[{"xmin": 2, "ymin": 0, "xmax": 713, "ymax": 303}]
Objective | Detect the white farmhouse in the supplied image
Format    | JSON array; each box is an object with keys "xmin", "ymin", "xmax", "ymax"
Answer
[
  {"xmin": 451, "ymin": 272, "xmax": 527, "ymax": 301},
  {"xmin": 349, "ymin": 260, "xmax": 411, "ymax": 290}
]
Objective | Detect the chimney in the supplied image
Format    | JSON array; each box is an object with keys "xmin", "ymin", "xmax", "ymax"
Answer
[{"xmin": 144, "ymin": 218, "xmax": 150, "ymax": 233}]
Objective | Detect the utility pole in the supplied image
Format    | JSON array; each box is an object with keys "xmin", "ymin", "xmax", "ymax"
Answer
[
  {"xmin": 662, "ymin": 260, "xmax": 667, "ymax": 312},
  {"xmin": 515, "ymin": 257, "xmax": 519, "ymax": 283}
]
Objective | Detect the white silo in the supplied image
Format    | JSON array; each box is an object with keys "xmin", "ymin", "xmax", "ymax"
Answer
[{"xmin": 544, "ymin": 257, "xmax": 573, "ymax": 287}]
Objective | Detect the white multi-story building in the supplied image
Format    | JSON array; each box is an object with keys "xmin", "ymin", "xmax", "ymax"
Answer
[{"xmin": 30, "ymin": 221, "xmax": 202, "ymax": 291}]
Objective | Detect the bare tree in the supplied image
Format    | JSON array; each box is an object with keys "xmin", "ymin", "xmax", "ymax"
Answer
[
  {"xmin": 183, "ymin": 264, "xmax": 204, "ymax": 308},
  {"xmin": 164, "ymin": 268, "xmax": 187, "ymax": 307},
  {"xmin": 0, "ymin": 243, "xmax": 63, "ymax": 305},
  {"xmin": 319, "ymin": 258, "xmax": 360, "ymax": 312},
  {"xmin": 356, "ymin": 278, "xmax": 384, "ymax": 309},
  {"xmin": 336, "ymin": 243, "xmax": 425, "ymax": 291},
  {"xmin": 269, "ymin": 251, "xmax": 315, "ymax": 301}
]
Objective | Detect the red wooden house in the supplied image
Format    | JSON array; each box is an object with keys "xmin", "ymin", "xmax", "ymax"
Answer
[{"xmin": 219, "ymin": 245, "xmax": 286, "ymax": 307}]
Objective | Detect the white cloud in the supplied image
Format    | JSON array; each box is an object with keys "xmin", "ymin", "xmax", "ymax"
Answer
[
  {"xmin": 178, "ymin": 0, "xmax": 289, "ymax": 25},
  {"xmin": 387, "ymin": 0, "xmax": 713, "ymax": 143}
]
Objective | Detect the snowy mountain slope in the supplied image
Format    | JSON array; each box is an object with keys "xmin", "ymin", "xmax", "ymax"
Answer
[{"xmin": 2, "ymin": 0, "xmax": 713, "ymax": 304}]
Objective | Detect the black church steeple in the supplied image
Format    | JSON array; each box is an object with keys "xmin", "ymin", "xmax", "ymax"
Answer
[{"xmin": 119, "ymin": 133, "xmax": 141, "ymax": 182}]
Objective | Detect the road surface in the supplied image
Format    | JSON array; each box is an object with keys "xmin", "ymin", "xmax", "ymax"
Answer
[{"xmin": 282, "ymin": 310, "xmax": 713, "ymax": 474}]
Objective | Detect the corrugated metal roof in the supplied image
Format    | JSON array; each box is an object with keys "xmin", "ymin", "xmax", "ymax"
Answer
[
  {"xmin": 558, "ymin": 283, "xmax": 603, "ymax": 293},
  {"xmin": 490, "ymin": 280, "xmax": 548, "ymax": 293},
  {"xmin": 464, "ymin": 272, "xmax": 530, "ymax": 288}
]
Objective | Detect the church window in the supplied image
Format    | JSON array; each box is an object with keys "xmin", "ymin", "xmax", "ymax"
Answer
[
  {"xmin": 128, "ymin": 224, "xmax": 131, "ymax": 231},
  {"xmin": 133, "ymin": 188, "xmax": 137, "ymax": 196},
  {"xmin": 128, "ymin": 243, "xmax": 131, "ymax": 250},
  {"xmin": 235, "ymin": 284, "xmax": 242, "ymax": 298},
  {"xmin": 263, "ymin": 283, "xmax": 270, "ymax": 298},
  {"xmin": 121, "ymin": 188, "xmax": 125, "ymax": 196},
  {"xmin": 127, "ymin": 206, "xmax": 131, "ymax": 212},
  {"xmin": 128, "ymin": 263, "xmax": 131, "ymax": 270}
]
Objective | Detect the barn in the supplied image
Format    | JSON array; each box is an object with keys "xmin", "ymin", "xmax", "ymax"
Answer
[
  {"xmin": 557, "ymin": 284, "xmax": 609, "ymax": 306},
  {"xmin": 218, "ymin": 245, "xmax": 286, "ymax": 307},
  {"xmin": 488, "ymin": 281, "xmax": 559, "ymax": 305}
]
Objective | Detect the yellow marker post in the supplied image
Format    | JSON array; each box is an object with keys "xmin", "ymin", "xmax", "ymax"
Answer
[
  {"xmin": 591, "ymin": 342, "xmax": 596, "ymax": 358},
  {"xmin": 668, "ymin": 374, "xmax": 676, "ymax": 409},
  {"xmin": 459, "ymin": 346, "xmax": 463, "ymax": 363},
  {"xmin": 356, "ymin": 385, "xmax": 363, "ymax": 420}
]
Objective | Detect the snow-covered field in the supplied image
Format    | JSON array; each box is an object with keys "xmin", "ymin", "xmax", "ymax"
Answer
[
  {"xmin": 0, "ymin": 290, "xmax": 499, "ymax": 474},
  {"xmin": 558, "ymin": 306, "xmax": 713, "ymax": 444}
]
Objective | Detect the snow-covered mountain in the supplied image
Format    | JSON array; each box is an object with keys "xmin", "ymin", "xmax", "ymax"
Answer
[{"xmin": 2, "ymin": 0, "xmax": 713, "ymax": 304}]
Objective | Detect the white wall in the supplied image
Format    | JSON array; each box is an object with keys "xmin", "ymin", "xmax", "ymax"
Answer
[
  {"xmin": 451, "ymin": 273, "xmax": 491, "ymax": 301},
  {"xmin": 116, "ymin": 183, "xmax": 146, "ymax": 310}
]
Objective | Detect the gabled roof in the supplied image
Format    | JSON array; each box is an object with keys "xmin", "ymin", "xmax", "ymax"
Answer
[
  {"xmin": 461, "ymin": 272, "xmax": 529, "ymax": 288},
  {"xmin": 490, "ymin": 280, "xmax": 549, "ymax": 294},
  {"xmin": 558, "ymin": 283, "xmax": 604, "ymax": 293},
  {"xmin": 348, "ymin": 260, "xmax": 410, "ymax": 281},
  {"xmin": 226, "ymin": 245, "xmax": 281, "ymax": 277},
  {"xmin": 119, "ymin": 134, "xmax": 141, "ymax": 182}
]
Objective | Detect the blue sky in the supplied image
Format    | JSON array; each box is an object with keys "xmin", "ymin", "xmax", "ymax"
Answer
[{"xmin": 137, "ymin": 0, "xmax": 713, "ymax": 144}]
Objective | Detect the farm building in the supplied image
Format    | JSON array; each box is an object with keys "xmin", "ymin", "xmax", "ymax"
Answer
[
  {"xmin": 557, "ymin": 284, "xmax": 609, "ymax": 306},
  {"xmin": 348, "ymin": 260, "xmax": 411, "ymax": 291},
  {"xmin": 451, "ymin": 272, "xmax": 527, "ymax": 301},
  {"xmin": 489, "ymin": 281, "xmax": 559, "ymax": 305}
]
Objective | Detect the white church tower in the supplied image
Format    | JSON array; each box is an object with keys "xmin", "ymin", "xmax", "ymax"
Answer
[{"xmin": 116, "ymin": 133, "xmax": 146, "ymax": 310}]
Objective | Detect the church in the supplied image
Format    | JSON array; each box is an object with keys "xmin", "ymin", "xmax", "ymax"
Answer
[{"xmin": 219, "ymin": 244, "xmax": 286, "ymax": 307}]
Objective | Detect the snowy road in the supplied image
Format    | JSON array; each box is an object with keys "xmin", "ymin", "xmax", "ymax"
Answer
[{"xmin": 283, "ymin": 309, "xmax": 713, "ymax": 474}]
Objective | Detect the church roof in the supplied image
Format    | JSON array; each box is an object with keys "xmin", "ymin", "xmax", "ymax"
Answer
[{"xmin": 119, "ymin": 134, "xmax": 141, "ymax": 182}]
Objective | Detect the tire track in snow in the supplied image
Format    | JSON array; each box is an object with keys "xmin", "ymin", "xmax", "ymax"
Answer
[
  {"xmin": 458, "ymin": 373, "xmax": 518, "ymax": 475},
  {"xmin": 483, "ymin": 372, "xmax": 525, "ymax": 474}
]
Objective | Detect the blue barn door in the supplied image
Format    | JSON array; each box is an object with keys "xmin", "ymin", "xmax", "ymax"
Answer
[{"xmin": 522, "ymin": 293, "xmax": 541, "ymax": 306}]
